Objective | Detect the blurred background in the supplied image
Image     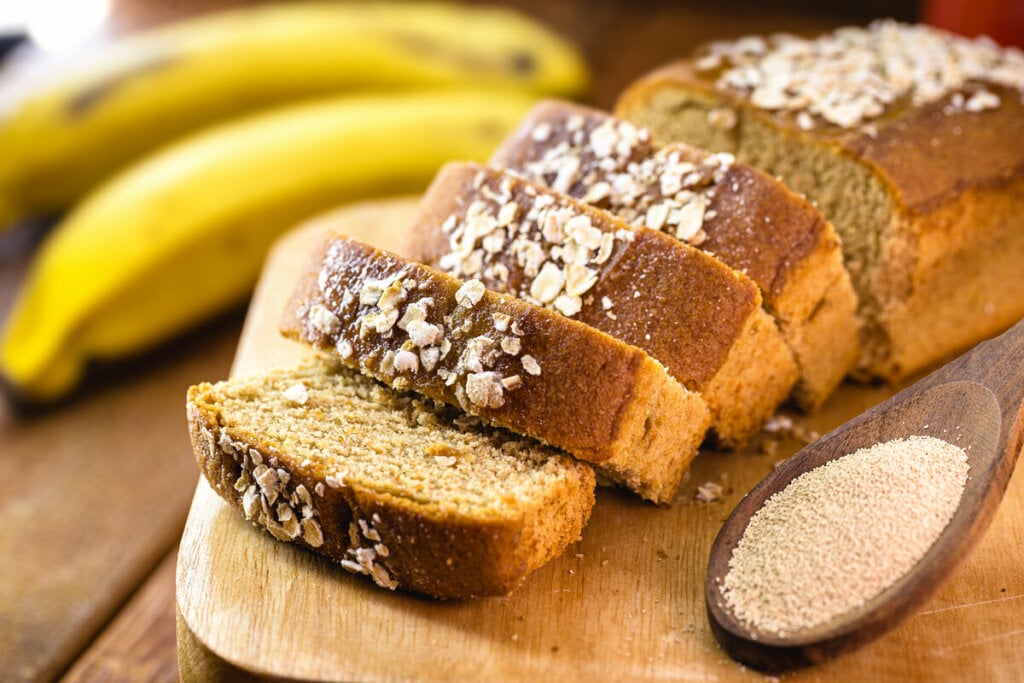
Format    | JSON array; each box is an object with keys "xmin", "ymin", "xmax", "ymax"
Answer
[{"xmin": 0, "ymin": 1, "xmax": 1020, "ymax": 682}]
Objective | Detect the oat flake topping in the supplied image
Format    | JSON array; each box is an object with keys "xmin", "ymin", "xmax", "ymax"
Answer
[
  {"xmin": 515, "ymin": 116, "xmax": 734, "ymax": 246},
  {"xmin": 312, "ymin": 241, "xmax": 537, "ymax": 412},
  {"xmin": 198, "ymin": 421, "xmax": 324, "ymax": 549},
  {"xmin": 697, "ymin": 20, "xmax": 1024, "ymax": 130},
  {"xmin": 438, "ymin": 171, "xmax": 640, "ymax": 317}
]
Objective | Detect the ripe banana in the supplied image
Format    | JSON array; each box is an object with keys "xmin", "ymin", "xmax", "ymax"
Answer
[
  {"xmin": 0, "ymin": 1, "xmax": 589, "ymax": 229},
  {"xmin": 0, "ymin": 89, "xmax": 539, "ymax": 402}
]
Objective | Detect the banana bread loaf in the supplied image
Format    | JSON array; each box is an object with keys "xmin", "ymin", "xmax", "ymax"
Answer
[
  {"xmin": 280, "ymin": 235, "xmax": 710, "ymax": 503},
  {"xmin": 187, "ymin": 356, "xmax": 596, "ymax": 599},
  {"xmin": 405, "ymin": 162, "xmax": 798, "ymax": 447},
  {"xmin": 490, "ymin": 100, "xmax": 859, "ymax": 409},
  {"xmin": 616, "ymin": 20, "xmax": 1024, "ymax": 381}
]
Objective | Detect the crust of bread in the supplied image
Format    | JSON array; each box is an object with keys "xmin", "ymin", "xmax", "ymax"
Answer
[
  {"xmin": 616, "ymin": 56, "xmax": 1024, "ymax": 381},
  {"xmin": 708, "ymin": 162, "xmax": 860, "ymax": 407},
  {"xmin": 878, "ymin": 177, "xmax": 1024, "ymax": 377},
  {"xmin": 187, "ymin": 360, "xmax": 596, "ymax": 599},
  {"xmin": 280, "ymin": 236, "xmax": 709, "ymax": 503},
  {"xmin": 489, "ymin": 100, "xmax": 859, "ymax": 409},
  {"xmin": 405, "ymin": 162, "xmax": 797, "ymax": 446}
]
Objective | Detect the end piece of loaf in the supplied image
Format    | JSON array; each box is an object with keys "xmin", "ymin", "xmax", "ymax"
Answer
[
  {"xmin": 280, "ymin": 235, "xmax": 709, "ymax": 503},
  {"xmin": 490, "ymin": 100, "xmax": 859, "ymax": 410},
  {"xmin": 616, "ymin": 20, "xmax": 1024, "ymax": 381},
  {"xmin": 405, "ymin": 162, "xmax": 798, "ymax": 447},
  {"xmin": 187, "ymin": 357, "xmax": 596, "ymax": 599}
]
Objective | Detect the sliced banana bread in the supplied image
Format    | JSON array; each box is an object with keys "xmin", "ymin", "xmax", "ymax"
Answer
[
  {"xmin": 490, "ymin": 100, "xmax": 859, "ymax": 409},
  {"xmin": 616, "ymin": 20, "xmax": 1024, "ymax": 381},
  {"xmin": 187, "ymin": 356, "xmax": 596, "ymax": 600},
  {"xmin": 280, "ymin": 235, "xmax": 710, "ymax": 503},
  {"xmin": 405, "ymin": 162, "xmax": 798, "ymax": 447}
]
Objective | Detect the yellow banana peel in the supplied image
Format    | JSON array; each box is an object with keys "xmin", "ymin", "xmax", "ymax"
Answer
[
  {"xmin": 0, "ymin": 1, "xmax": 589, "ymax": 228},
  {"xmin": 0, "ymin": 89, "xmax": 539, "ymax": 401}
]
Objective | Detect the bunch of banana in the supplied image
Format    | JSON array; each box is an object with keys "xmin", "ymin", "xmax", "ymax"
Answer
[
  {"xmin": 0, "ymin": 1, "xmax": 588, "ymax": 229},
  {"xmin": 0, "ymin": 90, "xmax": 541, "ymax": 401}
]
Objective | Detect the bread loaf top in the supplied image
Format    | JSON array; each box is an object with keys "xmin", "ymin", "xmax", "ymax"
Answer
[
  {"xmin": 489, "ymin": 99, "xmax": 839, "ymax": 307},
  {"xmin": 619, "ymin": 20, "xmax": 1024, "ymax": 212}
]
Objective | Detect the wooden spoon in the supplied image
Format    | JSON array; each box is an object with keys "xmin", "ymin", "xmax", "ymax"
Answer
[{"xmin": 706, "ymin": 317, "xmax": 1024, "ymax": 671}]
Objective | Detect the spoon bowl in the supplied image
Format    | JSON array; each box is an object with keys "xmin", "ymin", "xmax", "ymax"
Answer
[{"xmin": 706, "ymin": 319, "xmax": 1024, "ymax": 671}]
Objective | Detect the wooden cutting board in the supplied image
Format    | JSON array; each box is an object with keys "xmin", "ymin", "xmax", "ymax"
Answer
[{"xmin": 175, "ymin": 197, "xmax": 1024, "ymax": 681}]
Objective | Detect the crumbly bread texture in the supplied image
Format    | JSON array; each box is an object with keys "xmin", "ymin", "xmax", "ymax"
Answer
[
  {"xmin": 280, "ymin": 235, "xmax": 709, "ymax": 503},
  {"xmin": 405, "ymin": 162, "xmax": 797, "ymax": 447},
  {"xmin": 616, "ymin": 20, "xmax": 1024, "ymax": 381},
  {"xmin": 490, "ymin": 100, "xmax": 859, "ymax": 409},
  {"xmin": 187, "ymin": 357, "xmax": 596, "ymax": 599}
]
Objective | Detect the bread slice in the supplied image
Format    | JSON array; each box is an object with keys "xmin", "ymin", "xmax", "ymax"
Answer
[
  {"xmin": 616, "ymin": 21, "xmax": 1024, "ymax": 381},
  {"xmin": 187, "ymin": 356, "xmax": 596, "ymax": 600},
  {"xmin": 490, "ymin": 100, "xmax": 859, "ymax": 410},
  {"xmin": 404, "ymin": 162, "xmax": 798, "ymax": 447},
  {"xmin": 280, "ymin": 235, "xmax": 709, "ymax": 503}
]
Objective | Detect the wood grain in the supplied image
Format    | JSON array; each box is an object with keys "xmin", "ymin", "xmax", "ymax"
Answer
[
  {"xmin": 61, "ymin": 549, "xmax": 180, "ymax": 683},
  {"xmin": 176, "ymin": 197, "xmax": 1024, "ymax": 681},
  {"xmin": 0, "ymin": 316, "xmax": 239, "ymax": 683}
]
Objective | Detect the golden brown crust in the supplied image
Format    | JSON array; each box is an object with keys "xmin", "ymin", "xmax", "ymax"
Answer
[
  {"xmin": 703, "ymin": 307, "xmax": 801, "ymax": 448},
  {"xmin": 406, "ymin": 162, "xmax": 797, "ymax": 444},
  {"xmin": 488, "ymin": 100, "xmax": 858, "ymax": 409},
  {"xmin": 773, "ymin": 245, "xmax": 861, "ymax": 407},
  {"xmin": 619, "ymin": 60, "xmax": 1024, "ymax": 214},
  {"xmin": 186, "ymin": 366, "xmax": 597, "ymax": 600},
  {"xmin": 615, "ymin": 38, "xmax": 1024, "ymax": 382},
  {"xmin": 586, "ymin": 349, "xmax": 709, "ymax": 501},
  {"xmin": 279, "ymin": 235, "xmax": 709, "ymax": 502},
  {"xmin": 878, "ymin": 176, "xmax": 1024, "ymax": 379},
  {"xmin": 849, "ymin": 85, "xmax": 1024, "ymax": 213},
  {"xmin": 704, "ymin": 163, "xmax": 823, "ymax": 301},
  {"xmin": 689, "ymin": 154, "xmax": 861, "ymax": 409}
]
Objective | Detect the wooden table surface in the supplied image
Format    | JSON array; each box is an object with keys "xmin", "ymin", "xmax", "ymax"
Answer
[{"xmin": 5, "ymin": 1, "xmax": 987, "ymax": 682}]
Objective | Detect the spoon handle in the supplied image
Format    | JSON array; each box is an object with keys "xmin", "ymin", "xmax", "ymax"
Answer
[{"xmin": 926, "ymin": 316, "xmax": 1024, "ymax": 457}]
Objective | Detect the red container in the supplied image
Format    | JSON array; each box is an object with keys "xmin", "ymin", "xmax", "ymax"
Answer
[{"xmin": 922, "ymin": 0, "xmax": 1024, "ymax": 48}]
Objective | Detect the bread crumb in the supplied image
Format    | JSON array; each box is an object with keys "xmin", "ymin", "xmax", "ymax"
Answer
[
  {"xmin": 283, "ymin": 383, "xmax": 309, "ymax": 405},
  {"xmin": 762, "ymin": 414, "xmax": 793, "ymax": 433},
  {"xmin": 696, "ymin": 481, "xmax": 724, "ymax": 502}
]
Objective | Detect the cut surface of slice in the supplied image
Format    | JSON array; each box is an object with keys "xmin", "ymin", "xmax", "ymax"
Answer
[{"xmin": 187, "ymin": 357, "xmax": 596, "ymax": 599}]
